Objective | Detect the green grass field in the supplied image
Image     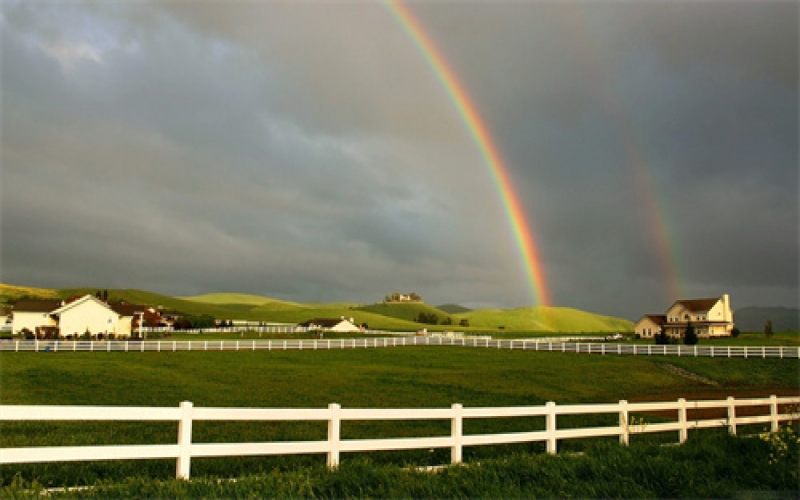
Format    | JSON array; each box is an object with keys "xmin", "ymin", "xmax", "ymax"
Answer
[
  {"xmin": 1, "ymin": 347, "xmax": 797, "ymax": 488},
  {"xmin": 4, "ymin": 430, "xmax": 797, "ymax": 499}
]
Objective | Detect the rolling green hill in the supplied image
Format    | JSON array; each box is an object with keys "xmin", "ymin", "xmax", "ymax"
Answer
[
  {"xmin": 437, "ymin": 304, "xmax": 473, "ymax": 314},
  {"xmin": 357, "ymin": 302, "xmax": 455, "ymax": 324},
  {"xmin": 0, "ymin": 283, "xmax": 634, "ymax": 333},
  {"xmin": 463, "ymin": 306, "xmax": 633, "ymax": 333},
  {"xmin": 0, "ymin": 284, "xmax": 59, "ymax": 303},
  {"xmin": 183, "ymin": 293, "xmax": 306, "ymax": 311}
]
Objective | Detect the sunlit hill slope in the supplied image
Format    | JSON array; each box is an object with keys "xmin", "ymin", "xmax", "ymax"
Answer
[{"xmin": 1, "ymin": 284, "xmax": 633, "ymax": 333}]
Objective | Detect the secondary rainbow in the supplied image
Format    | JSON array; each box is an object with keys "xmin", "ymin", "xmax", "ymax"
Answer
[
  {"xmin": 384, "ymin": 0, "xmax": 550, "ymax": 307},
  {"xmin": 559, "ymin": 5, "xmax": 684, "ymax": 301}
]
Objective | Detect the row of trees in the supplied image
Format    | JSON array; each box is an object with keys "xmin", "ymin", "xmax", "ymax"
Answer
[
  {"xmin": 172, "ymin": 314, "xmax": 216, "ymax": 330},
  {"xmin": 415, "ymin": 312, "xmax": 469, "ymax": 327}
]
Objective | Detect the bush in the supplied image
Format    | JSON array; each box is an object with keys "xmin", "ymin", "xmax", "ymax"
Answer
[
  {"xmin": 654, "ymin": 330, "xmax": 671, "ymax": 345},
  {"xmin": 683, "ymin": 323, "xmax": 698, "ymax": 345}
]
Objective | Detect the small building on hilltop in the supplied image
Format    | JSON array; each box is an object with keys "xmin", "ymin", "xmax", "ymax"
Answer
[{"xmin": 635, "ymin": 294, "xmax": 735, "ymax": 339}]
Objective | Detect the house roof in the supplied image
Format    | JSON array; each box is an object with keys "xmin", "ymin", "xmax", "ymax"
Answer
[
  {"xmin": 12, "ymin": 300, "xmax": 64, "ymax": 313},
  {"xmin": 298, "ymin": 318, "xmax": 349, "ymax": 328},
  {"xmin": 51, "ymin": 295, "xmax": 113, "ymax": 315},
  {"xmin": 109, "ymin": 303, "xmax": 148, "ymax": 317},
  {"xmin": 674, "ymin": 298, "xmax": 720, "ymax": 312},
  {"xmin": 644, "ymin": 314, "xmax": 667, "ymax": 325}
]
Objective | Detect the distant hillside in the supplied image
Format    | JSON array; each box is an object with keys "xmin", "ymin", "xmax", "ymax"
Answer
[
  {"xmin": 0, "ymin": 283, "xmax": 634, "ymax": 333},
  {"xmin": 734, "ymin": 307, "xmax": 799, "ymax": 333},
  {"xmin": 0, "ymin": 284, "xmax": 59, "ymax": 303},
  {"xmin": 357, "ymin": 302, "xmax": 456, "ymax": 324},
  {"xmin": 464, "ymin": 306, "xmax": 634, "ymax": 333},
  {"xmin": 183, "ymin": 292, "xmax": 305, "ymax": 310},
  {"xmin": 437, "ymin": 304, "xmax": 473, "ymax": 314}
]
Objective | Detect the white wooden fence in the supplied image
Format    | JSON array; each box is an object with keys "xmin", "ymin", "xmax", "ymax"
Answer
[
  {"xmin": 1, "ymin": 395, "xmax": 797, "ymax": 479},
  {"xmin": 1, "ymin": 337, "xmax": 798, "ymax": 358}
]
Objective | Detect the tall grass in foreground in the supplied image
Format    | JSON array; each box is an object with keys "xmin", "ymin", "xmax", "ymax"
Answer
[{"xmin": 2, "ymin": 430, "xmax": 797, "ymax": 499}]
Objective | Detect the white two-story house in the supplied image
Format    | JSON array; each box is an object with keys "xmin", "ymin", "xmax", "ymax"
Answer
[{"xmin": 635, "ymin": 294, "xmax": 734, "ymax": 339}]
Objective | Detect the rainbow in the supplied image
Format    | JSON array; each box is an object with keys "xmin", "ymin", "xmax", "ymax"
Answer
[
  {"xmin": 384, "ymin": 0, "xmax": 551, "ymax": 307},
  {"xmin": 559, "ymin": 5, "xmax": 684, "ymax": 301}
]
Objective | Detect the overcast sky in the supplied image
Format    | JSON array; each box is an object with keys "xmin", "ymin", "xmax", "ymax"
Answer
[{"xmin": 2, "ymin": 1, "xmax": 797, "ymax": 320}]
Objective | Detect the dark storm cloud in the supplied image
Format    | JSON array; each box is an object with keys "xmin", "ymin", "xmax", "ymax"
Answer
[{"xmin": 2, "ymin": 1, "xmax": 796, "ymax": 319}]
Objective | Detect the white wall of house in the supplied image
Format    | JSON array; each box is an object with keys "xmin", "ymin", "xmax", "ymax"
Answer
[
  {"xmin": 634, "ymin": 317, "xmax": 661, "ymax": 338},
  {"xmin": 707, "ymin": 294, "xmax": 733, "ymax": 324},
  {"xmin": 56, "ymin": 298, "xmax": 119, "ymax": 337},
  {"xmin": 116, "ymin": 316, "xmax": 134, "ymax": 337},
  {"xmin": 661, "ymin": 296, "xmax": 734, "ymax": 338},
  {"xmin": 12, "ymin": 311, "xmax": 57, "ymax": 335}
]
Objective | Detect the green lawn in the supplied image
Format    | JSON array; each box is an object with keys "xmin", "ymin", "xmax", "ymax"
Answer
[
  {"xmin": 1, "ymin": 348, "xmax": 797, "ymax": 487},
  {"xmin": 3, "ymin": 348, "xmax": 796, "ymax": 408}
]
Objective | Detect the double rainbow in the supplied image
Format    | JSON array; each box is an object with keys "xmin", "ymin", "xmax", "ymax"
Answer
[{"xmin": 385, "ymin": 0, "xmax": 551, "ymax": 307}]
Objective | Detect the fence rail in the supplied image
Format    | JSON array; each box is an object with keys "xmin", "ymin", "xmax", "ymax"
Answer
[
  {"xmin": 1, "ymin": 337, "xmax": 798, "ymax": 358},
  {"xmin": 1, "ymin": 395, "xmax": 798, "ymax": 479}
]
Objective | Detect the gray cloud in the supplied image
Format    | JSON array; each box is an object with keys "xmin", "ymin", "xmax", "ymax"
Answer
[{"xmin": 2, "ymin": 1, "xmax": 796, "ymax": 320}]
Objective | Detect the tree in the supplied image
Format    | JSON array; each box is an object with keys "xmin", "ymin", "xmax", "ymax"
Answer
[
  {"xmin": 654, "ymin": 328, "xmax": 670, "ymax": 345},
  {"xmin": 459, "ymin": 318, "xmax": 470, "ymax": 327},
  {"xmin": 683, "ymin": 322, "xmax": 698, "ymax": 345},
  {"xmin": 764, "ymin": 319, "xmax": 774, "ymax": 338},
  {"xmin": 441, "ymin": 317, "xmax": 452, "ymax": 326},
  {"xmin": 730, "ymin": 327, "xmax": 740, "ymax": 338},
  {"xmin": 415, "ymin": 312, "xmax": 438, "ymax": 325}
]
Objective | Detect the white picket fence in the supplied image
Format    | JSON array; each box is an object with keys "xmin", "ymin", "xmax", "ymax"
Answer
[
  {"xmin": 1, "ymin": 395, "xmax": 797, "ymax": 480},
  {"xmin": 1, "ymin": 337, "xmax": 798, "ymax": 358}
]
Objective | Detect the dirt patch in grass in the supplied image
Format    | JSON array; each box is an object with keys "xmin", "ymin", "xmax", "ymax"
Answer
[{"xmin": 659, "ymin": 363, "xmax": 720, "ymax": 386}]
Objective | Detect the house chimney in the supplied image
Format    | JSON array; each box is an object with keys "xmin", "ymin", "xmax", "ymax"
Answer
[{"xmin": 722, "ymin": 294, "xmax": 731, "ymax": 322}]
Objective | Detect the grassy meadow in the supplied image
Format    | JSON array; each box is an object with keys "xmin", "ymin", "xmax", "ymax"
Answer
[
  {"xmin": 2, "ymin": 283, "xmax": 797, "ymax": 495},
  {"xmin": 1, "ymin": 347, "xmax": 797, "ymax": 489}
]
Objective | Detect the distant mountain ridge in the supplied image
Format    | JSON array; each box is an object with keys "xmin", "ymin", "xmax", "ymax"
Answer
[{"xmin": 734, "ymin": 307, "xmax": 799, "ymax": 333}]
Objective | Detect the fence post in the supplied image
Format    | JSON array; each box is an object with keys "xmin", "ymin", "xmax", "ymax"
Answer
[
  {"xmin": 727, "ymin": 396, "xmax": 737, "ymax": 435},
  {"xmin": 770, "ymin": 395, "xmax": 779, "ymax": 432},
  {"xmin": 678, "ymin": 398, "xmax": 688, "ymax": 443},
  {"xmin": 176, "ymin": 401, "xmax": 193, "ymax": 480},
  {"xmin": 327, "ymin": 403, "xmax": 341, "ymax": 467},
  {"xmin": 546, "ymin": 401, "xmax": 557, "ymax": 454},
  {"xmin": 451, "ymin": 403, "xmax": 463, "ymax": 464},
  {"xmin": 619, "ymin": 400, "xmax": 629, "ymax": 446}
]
